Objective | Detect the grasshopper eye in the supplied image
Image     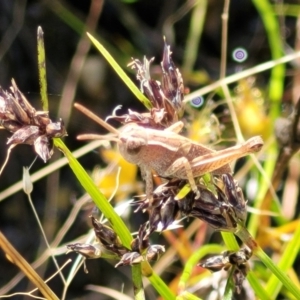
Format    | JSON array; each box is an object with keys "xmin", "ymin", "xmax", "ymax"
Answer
[
  {"xmin": 120, "ymin": 136, "xmax": 146, "ymax": 155},
  {"xmin": 127, "ymin": 146, "xmax": 142, "ymax": 155},
  {"xmin": 126, "ymin": 138, "xmax": 146, "ymax": 155}
]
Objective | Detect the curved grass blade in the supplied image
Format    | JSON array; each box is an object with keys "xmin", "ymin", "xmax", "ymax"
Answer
[
  {"xmin": 86, "ymin": 32, "xmax": 152, "ymax": 110},
  {"xmin": 54, "ymin": 138, "xmax": 132, "ymax": 249},
  {"xmin": 178, "ymin": 244, "xmax": 224, "ymax": 292}
]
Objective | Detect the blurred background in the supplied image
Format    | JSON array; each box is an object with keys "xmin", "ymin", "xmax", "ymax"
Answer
[{"xmin": 0, "ymin": 0, "xmax": 299, "ymax": 299}]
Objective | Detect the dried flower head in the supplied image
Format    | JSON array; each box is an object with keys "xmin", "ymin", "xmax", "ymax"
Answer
[
  {"xmin": 67, "ymin": 216, "xmax": 165, "ymax": 268},
  {"xmin": 91, "ymin": 216, "xmax": 127, "ymax": 256},
  {"xmin": 198, "ymin": 246, "xmax": 252, "ymax": 294},
  {"xmin": 116, "ymin": 222, "xmax": 165, "ymax": 267},
  {"xmin": 0, "ymin": 79, "xmax": 67, "ymax": 162},
  {"xmin": 108, "ymin": 40, "xmax": 185, "ymax": 129}
]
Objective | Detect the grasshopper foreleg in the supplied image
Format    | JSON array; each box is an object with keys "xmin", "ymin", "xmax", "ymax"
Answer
[{"xmin": 141, "ymin": 166, "xmax": 154, "ymax": 205}]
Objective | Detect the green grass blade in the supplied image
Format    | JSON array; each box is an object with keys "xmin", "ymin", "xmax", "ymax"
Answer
[
  {"xmin": 147, "ymin": 271, "xmax": 176, "ymax": 300},
  {"xmin": 86, "ymin": 32, "xmax": 152, "ymax": 110},
  {"xmin": 176, "ymin": 291, "xmax": 202, "ymax": 300},
  {"xmin": 247, "ymin": 271, "xmax": 271, "ymax": 300},
  {"xmin": 255, "ymin": 246, "xmax": 300, "ymax": 299},
  {"xmin": 140, "ymin": 260, "xmax": 175, "ymax": 300},
  {"xmin": 37, "ymin": 26, "xmax": 48, "ymax": 111},
  {"xmin": 221, "ymin": 233, "xmax": 240, "ymax": 297},
  {"xmin": 249, "ymin": 0, "xmax": 284, "ymax": 241},
  {"xmin": 252, "ymin": 0, "xmax": 285, "ymax": 119},
  {"xmin": 236, "ymin": 227, "xmax": 300, "ymax": 298},
  {"xmin": 221, "ymin": 232, "xmax": 239, "ymax": 251},
  {"xmin": 54, "ymin": 138, "xmax": 149, "ymax": 299},
  {"xmin": 265, "ymin": 215, "xmax": 300, "ymax": 298},
  {"xmin": 182, "ymin": 0, "xmax": 207, "ymax": 75},
  {"xmin": 53, "ymin": 138, "xmax": 132, "ymax": 249},
  {"xmin": 178, "ymin": 244, "xmax": 224, "ymax": 291},
  {"xmin": 223, "ymin": 236, "xmax": 272, "ymax": 299}
]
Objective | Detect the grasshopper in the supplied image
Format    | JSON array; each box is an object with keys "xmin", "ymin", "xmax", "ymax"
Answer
[{"xmin": 75, "ymin": 103, "xmax": 263, "ymax": 202}]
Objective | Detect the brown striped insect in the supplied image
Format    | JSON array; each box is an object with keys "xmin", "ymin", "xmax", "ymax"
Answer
[{"xmin": 75, "ymin": 103, "xmax": 263, "ymax": 202}]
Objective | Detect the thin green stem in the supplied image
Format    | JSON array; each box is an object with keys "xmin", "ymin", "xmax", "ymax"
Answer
[
  {"xmin": 247, "ymin": 140, "xmax": 278, "ymax": 237},
  {"xmin": 223, "ymin": 267, "xmax": 234, "ymax": 300},
  {"xmin": 182, "ymin": 0, "xmax": 207, "ymax": 74},
  {"xmin": 132, "ymin": 265, "xmax": 145, "ymax": 300},
  {"xmin": 252, "ymin": 0, "xmax": 285, "ymax": 119}
]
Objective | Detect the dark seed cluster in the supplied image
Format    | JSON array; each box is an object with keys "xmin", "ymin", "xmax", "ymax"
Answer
[
  {"xmin": 67, "ymin": 217, "xmax": 165, "ymax": 268},
  {"xmin": 135, "ymin": 173, "xmax": 247, "ymax": 237}
]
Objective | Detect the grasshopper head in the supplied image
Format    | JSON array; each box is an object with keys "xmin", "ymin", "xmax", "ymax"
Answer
[
  {"xmin": 118, "ymin": 124, "xmax": 147, "ymax": 164},
  {"xmin": 74, "ymin": 103, "xmax": 149, "ymax": 165},
  {"xmin": 246, "ymin": 136, "xmax": 264, "ymax": 153}
]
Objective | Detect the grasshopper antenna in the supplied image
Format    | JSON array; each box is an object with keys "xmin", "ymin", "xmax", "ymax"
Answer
[
  {"xmin": 74, "ymin": 103, "xmax": 119, "ymax": 135},
  {"xmin": 77, "ymin": 133, "xmax": 119, "ymax": 143},
  {"xmin": 0, "ymin": 144, "xmax": 16, "ymax": 176}
]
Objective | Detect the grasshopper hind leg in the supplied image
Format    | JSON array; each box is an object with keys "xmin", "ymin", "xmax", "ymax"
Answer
[{"xmin": 165, "ymin": 157, "xmax": 200, "ymax": 199}]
